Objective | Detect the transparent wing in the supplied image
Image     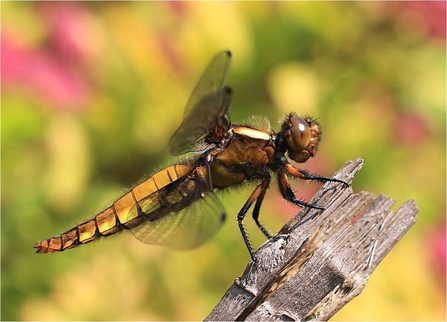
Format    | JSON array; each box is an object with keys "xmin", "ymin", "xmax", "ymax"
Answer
[
  {"xmin": 128, "ymin": 179, "xmax": 226, "ymax": 250},
  {"xmin": 169, "ymin": 51, "xmax": 232, "ymax": 156}
]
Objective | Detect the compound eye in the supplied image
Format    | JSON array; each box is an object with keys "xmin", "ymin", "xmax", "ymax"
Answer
[{"xmin": 285, "ymin": 116, "xmax": 311, "ymax": 152}]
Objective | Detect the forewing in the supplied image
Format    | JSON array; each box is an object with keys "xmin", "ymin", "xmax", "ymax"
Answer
[
  {"xmin": 129, "ymin": 185, "xmax": 226, "ymax": 250},
  {"xmin": 169, "ymin": 51, "xmax": 232, "ymax": 156}
]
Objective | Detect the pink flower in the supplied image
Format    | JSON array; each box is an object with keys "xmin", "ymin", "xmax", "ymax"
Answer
[
  {"xmin": 427, "ymin": 218, "xmax": 446, "ymax": 295},
  {"xmin": 37, "ymin": 2, "xmax": 101, "ymax": 66},
  {"xmin": 1, "ymin": 3, "xmax": 104, "ymax": 110},
  {"xmin": 392, "ymin": 109, "xmax": 431, "ymax": 147},
  {"xmin": 404, "ymin": 1, "xmax": 446, "ymax": 40},
  {"xmin": 2, "ymin": 35, "xmax": 90, "ymax": 111}
]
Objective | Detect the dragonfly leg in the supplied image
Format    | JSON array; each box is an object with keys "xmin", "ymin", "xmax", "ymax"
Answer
[
  {"xmin": 238, "ymin": 178, "xmax": 271, "ymax": 261},
  {"xmin": 252, "ymin": 178, "xmax": 271, "ymax": 239},
  {"xmin": 284, "ymin": 163, "xmax": 349, "ymax": 187},
  {"xmin": 277, "ymin": 171, "xmax": 325, "ymax": 210}
]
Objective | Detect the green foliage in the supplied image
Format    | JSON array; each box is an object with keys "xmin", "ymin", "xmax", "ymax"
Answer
[{"xmin": 2, "ymin": 2, "xmax": 445, "ymax": 320}]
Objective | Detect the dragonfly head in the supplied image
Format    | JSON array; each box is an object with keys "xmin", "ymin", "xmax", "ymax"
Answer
[{"xmin": 281, "ymin": 114, "xmax": 322, "ymax": 163}]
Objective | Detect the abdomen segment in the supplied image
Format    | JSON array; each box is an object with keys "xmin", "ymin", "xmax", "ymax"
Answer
[{"xmin": 34, "ymin": 164, "xmax": 192, "ymax": 254}]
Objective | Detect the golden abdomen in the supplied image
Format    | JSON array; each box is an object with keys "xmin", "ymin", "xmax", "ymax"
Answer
[{"xmin": 34, "ymin": 164, "xmax": 192, "ymax": 253}]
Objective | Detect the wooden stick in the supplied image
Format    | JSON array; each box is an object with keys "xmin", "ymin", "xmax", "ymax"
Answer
[{"xmin": 205, "ymin": 158, "xmax": 418, "ymax": 321}]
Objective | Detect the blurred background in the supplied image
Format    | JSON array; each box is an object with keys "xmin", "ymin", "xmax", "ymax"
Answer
[{"xmin": 2, "ymin": 2, "xmax": 445, "ymax": 320}]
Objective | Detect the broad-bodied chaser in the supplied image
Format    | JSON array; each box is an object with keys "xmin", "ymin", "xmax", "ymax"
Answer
[{"xmin": 35, "ymin": 51, "xmax": 348, "ymax": 260}]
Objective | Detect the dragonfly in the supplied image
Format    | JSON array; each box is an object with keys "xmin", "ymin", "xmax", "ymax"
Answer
[{"xmin": 34, "ymin": 51, "xmax": 349, "ymax": 260}]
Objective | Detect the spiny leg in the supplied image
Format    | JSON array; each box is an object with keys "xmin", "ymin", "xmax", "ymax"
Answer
[
  {"xmin": 237, "ymin": 178, "xmax": 271, "ymax": 261},
  {"xmin": 278, "ymin": 171, "xmax": 325, "ymax": 210},
  {"xmin": 284, "ymin": 163, "xmax": 349, "ymax": 187},
  {"xmin": 252, "ymin": 178, "xmax": 271, "ymax": 239}
]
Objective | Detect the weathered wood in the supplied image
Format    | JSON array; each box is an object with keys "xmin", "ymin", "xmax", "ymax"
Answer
[{"xmin": 205, "ymin": 158, "xmax": 418, "ymax": 321}]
